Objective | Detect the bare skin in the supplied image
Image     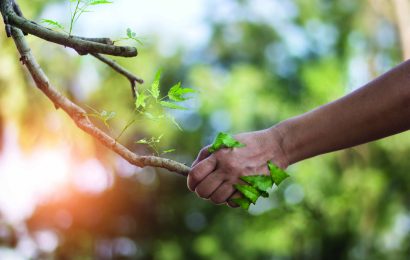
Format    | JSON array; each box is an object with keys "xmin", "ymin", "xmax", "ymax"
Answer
[{"xmin": 188, "ymin": 59, "xmax": 410, "ymax": 207}]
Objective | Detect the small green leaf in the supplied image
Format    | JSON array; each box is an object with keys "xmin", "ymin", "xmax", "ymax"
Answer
[
  {"xmin": 240, "ymin": 175, "xmax": 273, "ymax": 197},
  {"xmin": 126, "ymin": 28, "xmax": 132, "ymax": 38},
  {"xmin": 168, "ymin": 82, "xmax": 195, "ymax": 102},
  {"xmin": 267, "ymin": 161, "xmax": 289, "ymax": 185},
  {"xmin": 160, "ymin": 101, "xmax": 187, "ymax": 110},
  {"xmin": 89, "ymin": 0, "xmax": 113, "ymax": 5},
  {"xmin": 233, "ymin": 184, "xmax": 261, "ymax": 204},
  {"xmin": 168, "ymin": 115, "xmax": 182, "ymax": 131},
  {"xmin": 154, "ymin": 134, "xmax": 163, "ymax": 143},
  {"xmin": 151, "ymin": 70, "xmax": 161, "ymax": 99},
  {"xmin": 162, "ymin": 149, "xmax": 176, "ymax": 154},
  {"xmin": 102, "ymin": 111, "xmax": 116, "ymax": 121},
  {"xmin": 208, "ymin": 132, "xmax": 245, "ymax": 153},
  {"xmin": 41, "ymin": 19, "xmax": 64, "ymax": 29},
  {"xmin": 136, "ymin": 138, "xmax": 148, "ymax": 144},
  {"xmin": 143, "ymin": 112, "xmax": 155, "ymax": 120},
  {"xmin": 135, "ymin": 92, "xmax": 147, "ymax": 109},
  {"xmin": 230, "ymin": 198, "xmax": 251, "ymax": 210}
]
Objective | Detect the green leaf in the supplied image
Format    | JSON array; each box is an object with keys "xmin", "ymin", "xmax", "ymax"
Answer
[
  {"xmin": 101, "ymin": 111, "xmax": 115, "ymax": 121},
  {"xmin": 136, "ymin": 138, "xmax": 148, "ymax": 144},
  {"xmin": 89, "ymin": 0, "xmax": 113, "ymax": 5},
  {"xmin": 168, "ymin": 115, "xmax": 182, "ymax": 131},
  {"xmin": 240, "ymin": 175, "xmax": 273, "ymax": 197},
  {"xmin": 168, "ymin": 82, "xmax": 195, "ymax": 102},
  {"xmin": 230, "ymin": 198, "xmax": 251, "ymax": 210},
  {"xmin": 126, "ymin": 28, "xmax": 132, "ymax": 38},
  {"xmin": 153, "ymin": 134, "xmax": 163, "ymax": 143},
  {"xmin": 135, "ymin": 92, "xmax": 147, "ymax": 109},
  {"xmin": 143, "ymin": 112, "xmax": 154, "ymax": 119},
  {"xmin": 124, "ymin": 28, "xmax": 144, "ymax": 45},
  {"xmin": 160, "ymin": 101, "xmax": 187, "ymax": 110},
  {"xmin": 41, "ymin": 19, "xmax": 64, "ymax": 29},
  {"xmin": 267, "ymin": 161, "xmax": 289, "ymax": 185},
  {"xmin": 208, "ymin": 132, "xmax": 245, "ymax": 153},
  {"xmin": 233, "ymin": 184, "xmax": 261, "ymax": 204},
  {"xmin": 150, "ymin": 70, "xmax": 161, "ymax": 99},
  {"xmin": 162, "ymin": 149, "xmax": 176, "ymax": 154},
  {"xmin": 231, "ymin": 163, "xmax": 290, "ymax": 211}
]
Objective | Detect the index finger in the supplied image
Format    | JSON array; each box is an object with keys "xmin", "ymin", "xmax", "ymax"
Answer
[
  {"xmin": 191, "ymin": 145, "xmax": 211, "ymax": 167},
  {"xmin": 187, "ymin": 155, "xmax": 217, "ymax": 192}
]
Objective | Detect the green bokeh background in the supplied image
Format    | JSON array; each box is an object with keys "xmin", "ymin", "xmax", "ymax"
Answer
[{"xmin": 0, "ymin": 0, "xmax": 409, "ymax": 259}]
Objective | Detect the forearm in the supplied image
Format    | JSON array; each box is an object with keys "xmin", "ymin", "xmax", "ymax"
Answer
[{"xmin": 275, "ymin": 60, "xmax": 410, "ymax": 165}]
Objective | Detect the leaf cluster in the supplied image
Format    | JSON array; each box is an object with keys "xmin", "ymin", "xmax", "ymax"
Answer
[
  {"xmin": 134, "ymin": 69, "xmax": 194, "ymax": 116},
  {"xmin": 132, "ymin": 70, "xmax": 195, "ymax": 154},
  {"xmin": 232, "ymin": 161, "xmax": 290, "ymax": 210}
]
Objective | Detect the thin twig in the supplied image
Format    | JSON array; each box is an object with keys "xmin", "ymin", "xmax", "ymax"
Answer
[
  {"xmin": 7, "ymin": 12, "xmax": 137, "ymax": 57},
  {"xmin": 9, "ymin": 26, "xmax": 190, "ymax": 176},
  {"xmin": 91, "ymin": 53, "xmax": 144, "ymax": 97}
]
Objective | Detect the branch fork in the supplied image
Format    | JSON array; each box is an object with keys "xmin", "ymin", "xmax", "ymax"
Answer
[{"xmin": 0, "ymin": 0, "xmax": 190, "ymax": 176}]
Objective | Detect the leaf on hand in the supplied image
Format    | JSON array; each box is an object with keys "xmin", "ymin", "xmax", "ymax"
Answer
[
  {"xmin": 230, "ymin": 198, "xmax": 251, "ymax": 210},
  {"xmin": 267, "ymin": 161, "xmax": 289, "ymax": 185},
  {"xmin": 233, "ymin": 184, "xmax": 261, "ymax": 204},
  {"xmin": 240, "ymin": 175, "xmax": 273, "ymax": 197},
  {"xmin": 135, "ymin": 92, "xmax": 147, "ymax": 109},
  {"xmin": 208, "ymin": 132, "xmax": 245, "ymax": 153},
  {"xmin": 150, "ymin": 70, "xmax": 161, "ymax": 99},
  {"xmin": 41, "ymin": 19, "xmax": 64, "ymax": 29},
  {"xmin": 232, "ymin": 163, "xmax": 290, "ymax": 211},
  {"xmin": 160, "ymin": 101, "xmax": 187, "ymax": 110},
  {"xmin": 168, "ymin": 82, "xmax": 195, "ymax": 102}
]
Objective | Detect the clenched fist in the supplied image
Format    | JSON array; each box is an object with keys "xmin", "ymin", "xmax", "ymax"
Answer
[{"xmin": 187, "ymin": 127, "xmax": 289, "ymax": 207}]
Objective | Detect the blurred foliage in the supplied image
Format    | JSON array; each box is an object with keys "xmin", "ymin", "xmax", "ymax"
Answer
[{"xmin": 0, "ymin": 0, "xmax": 409, "ymax": 259}]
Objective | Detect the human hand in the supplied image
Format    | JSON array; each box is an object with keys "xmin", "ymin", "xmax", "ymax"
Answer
[{"xmin": 187, "ymin": 127, "xmax": 289, "ymax": 207}]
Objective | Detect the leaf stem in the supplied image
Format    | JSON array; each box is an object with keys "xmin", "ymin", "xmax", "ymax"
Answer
[{"xmin": 69, "ymin": 0, "xmax": 81, "ymax": 35}]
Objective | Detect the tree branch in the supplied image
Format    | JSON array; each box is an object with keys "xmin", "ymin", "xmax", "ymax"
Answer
[
  {"xmin": 75, "ymin": 36, "xmax": 113, "ymax": 45},
  {"xmin": 91, "ymin": 53, "xmax": 144, "ymax": 97},
  {"xmin": 9, "ymin": 26, "xmax": 190, "ymax": 177},
  {"xmin": 7, "ymin": 12, "xmax": 137, "ymax": 57}
]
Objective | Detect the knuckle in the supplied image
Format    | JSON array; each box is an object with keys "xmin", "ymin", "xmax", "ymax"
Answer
[
  {"xmin": 195, "ymin": 186, "xmax": 209, "ymax": 199},
  {"xmin": 245, "ymin": 165, "xmax": 255, "ymax": 172},
  {"xmin": 227, "ymin": 201, "xmax": 239, "ymax": 208},
  {"xmin": 187, "ymin": 172, "xmax": 200, "ymax": 191},
  {"xmin": 200, "ymin": 147, "xmax": 209, "ymax": 156},
  {"xmin": 189, "ymin": 171, "xmax": 200, "ymax": 183},
  {"xmin": 216, "ymin": 149, "xmax": 230, "ymax": 157},
  {"xmin": 223, "ymin": 159, "xmax": 236, "ymax": 171},
  {"xmin": 210, "ymin": 194, "xmax": 225, "ymax": 205}
]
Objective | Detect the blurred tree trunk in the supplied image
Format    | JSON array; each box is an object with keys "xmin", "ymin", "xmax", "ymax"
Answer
[{"xmin": 392, "ymin": 0, "xmax": 410, "ymax": 60}]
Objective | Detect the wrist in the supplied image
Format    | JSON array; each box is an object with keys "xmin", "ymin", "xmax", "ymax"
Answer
[{"xmin": 266, "ymin": 124, "xmax": 291, "ymax": 169}]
